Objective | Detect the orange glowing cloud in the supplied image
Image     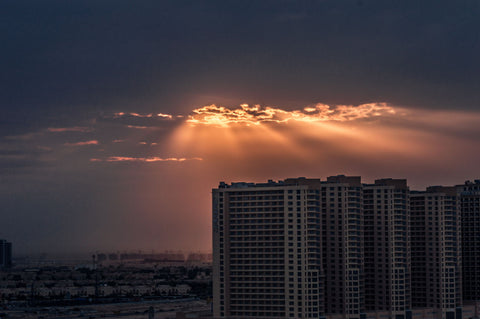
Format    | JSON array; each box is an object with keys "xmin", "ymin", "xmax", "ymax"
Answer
[
  {"xmin": 90, "ymin": 156, "xmax": 203, "ymax": 163},
  {"xmin": 64, "ymin": 140, "xmax": 99, "ymax": 146},
  {"xmin": 126, "ymin": 125, "xmax": 149, "ymax": 129},
  {"xmin": 130, "ymin": 112, "xmax": 152, "ymax": 118},
  {"xmin": 187, "ymin": 103, "xmax": 396, "ymax": 127},
  {"xmin": 157, "ymin": 113, "xmax": 173, "ymax": 119},
  {"xmin": 47, "ymin": 127, "xmax": 93, "ymax": 133},
  {"xmin": 114, "ymin": 112, "xmax": 173, "ymax": 119},
  {"xmin": 169, "ymin": 101, "xmax": 480, "ymax": 181}
]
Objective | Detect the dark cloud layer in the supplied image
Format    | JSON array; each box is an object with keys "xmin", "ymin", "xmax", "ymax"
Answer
[{"xmin": 2, "ymin": 1, "xmax": 479, "ymax": 120}]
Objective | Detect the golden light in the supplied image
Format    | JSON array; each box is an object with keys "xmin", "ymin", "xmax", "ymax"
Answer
[
  {"xmin": 167, "ymin": 103, "xmax": 411, "ymax": 165},
  {"xmin": 162, "ymin": 102, "xmax": 480, "ymax": 181},
  {"xmin": 186, "ymin": 103, "xmax": 396, "ymax": 127}
]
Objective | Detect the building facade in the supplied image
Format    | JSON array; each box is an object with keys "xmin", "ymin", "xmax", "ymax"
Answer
[
  {"xmin": 213, "ymin": 176, "xmax": 471, "ymax": 319},
  {"xmin": 457, "ymin": 180, "xmax": 480, "ymax": 302},
  {"xmin": 410, "ymin": 187, "xmax": 462, "ymax": 318},
  {"xmin": 363, "ymin": 179, "xmax": 411, "ymax": 318},
  {"xmin": 321, "ymin": 176, "xmax": 364, "ymax": 318},
  {"xmin": 213, "ymin": 178, "xmax": 324, "ymax": 318},
  {"xmin": 213, "ymin": 176, "xmax": 368, "ymax": 319}
]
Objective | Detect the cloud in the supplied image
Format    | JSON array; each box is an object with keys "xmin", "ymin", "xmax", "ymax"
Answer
[
  {"xmin": 0, "ymin": 146, "xmax": 55, "ymax": 174},
  {"xmin": 98, "ymin": 112, "xmax": 179, "ymax": 131},
  {"xmin": 126, "ymin": 125, "xmax": 150, "ymax": 129},
  {"xmin": 64, "ymin": 140, "xmax": 99, "ymax": 146},
  {"xmin": 0, "ymin": 147, "xmax": 52, "ymax": 156},
  {"xmin": 115, "ymin": 112, "xmax": 151, "ymax": 118},
  {"xmin": 47, "ymin": 127, "xmax": 93, "ymax": 133},
  {"xmin": 138, "ymin": 141, "xmax": 158, "ymax": 146},
  {"xmin": 90, "ymin": 156, "xmax": 203, "ymax": 163},
  {"xmin": 187, "ymin": 103, "xmax": 396, "ymax": 127},
  {"xmin": 157, "ymin": 113, "xmax": 173, "ymax": 119},
  {"xmin": 4, "ymin": 132, "xmax": 43, "ymax": 141},
  {"xmin": 114, "ymin": 112, "xmax": 174, "ymax": 120}
]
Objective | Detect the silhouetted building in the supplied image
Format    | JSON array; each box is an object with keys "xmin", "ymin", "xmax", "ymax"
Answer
[
  {"xmin": 0, "ymin": 239, "xmax": 12, "ymax": 269},
  {"xmin": 457, "ymin": 180, "xmax": 480, "ymax": 302},
  {"xmin": 96, "ymin": 253, "xmax": 107, "ymax": 262},
  {"xmin": 187, "ymin": 253, "xmax": 212, "ymax": 262}
]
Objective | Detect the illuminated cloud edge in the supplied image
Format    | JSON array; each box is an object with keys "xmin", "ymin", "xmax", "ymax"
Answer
[
  {"xmin": 64, "ymin": 140, "xmax": 99, "ymax": 146},
  {"xmin": 90, "ymin": 156, "xmax": 203, "ymax": 163},
  {"xmin": 187, "ymin": 103, "xmax": 396, "ymax": 127}
]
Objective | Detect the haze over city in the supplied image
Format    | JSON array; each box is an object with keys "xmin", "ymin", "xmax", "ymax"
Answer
[{"xmin": 1, "ymin": 0, "xmax": 480, "ymax": 254}]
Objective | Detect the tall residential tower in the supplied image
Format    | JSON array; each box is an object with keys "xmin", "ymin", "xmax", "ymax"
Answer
[
  {"xmin": 410, "ymin": 186, "xmax": 462, "ymax": 317},
  {"xmin": 457, "ymin": 180, "xmax": 480, "ymax": 302},
  {"xmin": 363, "ymin": 179, "xmax": 411, "ymax": 317},
  {"xmin": 212, "ymin": 178, "xmax": 324, "ymax": 318}
]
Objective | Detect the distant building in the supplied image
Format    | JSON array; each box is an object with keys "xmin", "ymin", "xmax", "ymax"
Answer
[
  {"xmin": 187, "ymin": 252, "xmax": 212, "ymax": 263},
  {"xmin": 108, "ymin": 253, "xmax": 118, "ymax": 260},
  {"xmin": 0, "ymin": 239, "xmax": 12, "ymax": 269},
  {"xmin": 96, "ymin": 253, "xmax": 107, "ymax": 262}
]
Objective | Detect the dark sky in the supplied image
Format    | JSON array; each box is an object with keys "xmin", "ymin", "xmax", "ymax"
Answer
[{"xmin": 1, "ymin": 0, "xmax": 480, "ymax": 255}]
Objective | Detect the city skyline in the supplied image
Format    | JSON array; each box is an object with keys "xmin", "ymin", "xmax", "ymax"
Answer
[{"xmin": 1, "ymin": 0, "xmax": 480, "ymax": 254}]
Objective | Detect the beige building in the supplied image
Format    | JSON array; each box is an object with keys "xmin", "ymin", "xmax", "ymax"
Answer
[
  {"xmin": 213, "ymin": 176, "xmax": 466, "ymax": 319},
  {"xmin": 212, "ymin": 176, "xmax": 366, "ymax": 319},
  {"xmin": 363, "ymin": 179, "xmax": 411, "ymax": 317},
  {"xmin": 410, "ymin": 186, "xmax": 462, "ymax": 319},
  {"xmin": 321, "ymin": 175, "xmax": 364, "ymax": 318},
  {"xmin": 213, "ymin": 178, "xmax": 324, "ymax": 318}
]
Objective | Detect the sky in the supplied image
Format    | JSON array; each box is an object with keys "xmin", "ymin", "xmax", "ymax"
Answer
[{"xmin": 1, "ymin": 0, "xmax": 480, "ymax": 255}]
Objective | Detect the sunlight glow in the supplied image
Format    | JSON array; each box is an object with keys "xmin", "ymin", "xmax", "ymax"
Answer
[
  {"xmin": 90, "ymin": 156, "xmax": 203, "ymax": 163},
  {"xmin": 187, "ymin": 103, "xmax": 396, "ymax": 127},
  {"xmin": 65, "ymin": 140, "xmax": 99, "ymax": 146},
  {"xmin": 47, "ymin": 127, "xmax": 93, "ymax": 133},
  {"xmin": 114, "ymin": 112, "xmax": 174, "ymax": 119},
  {"xmin": 167, "ymin": 102, "xmax": 441, "ymax": 168}
]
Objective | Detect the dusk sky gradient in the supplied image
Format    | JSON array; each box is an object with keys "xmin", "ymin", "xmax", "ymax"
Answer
[{"xmin": 1, "ymin": 0, "xmax": 480, "ymax": 254}]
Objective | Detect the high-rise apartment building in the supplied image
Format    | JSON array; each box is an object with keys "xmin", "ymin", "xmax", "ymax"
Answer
[
  {"xmin": 410, "ymin": 187, "xmax": 462, "ymax": 318},
  {"xmin": 213, "ymin": 176, "xmax": 368, "ymax": 319},
  {"xmin": 363, "ymin": 179, "xmax": 411, "ymax": 317},
  {"xmin": 0, "ymin": 239, "xmax": 12, "ymax": 269},
  {"xmin": 457, "ymin": 180, "xmax": 480, "ymax": 302},
  {"xmin": 212, "ymin": 178, "xmax": 324, "ymax": 319},
  {"xmin": 321, "ymin": 176, "xmax": 364, "ymax": 318}
]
